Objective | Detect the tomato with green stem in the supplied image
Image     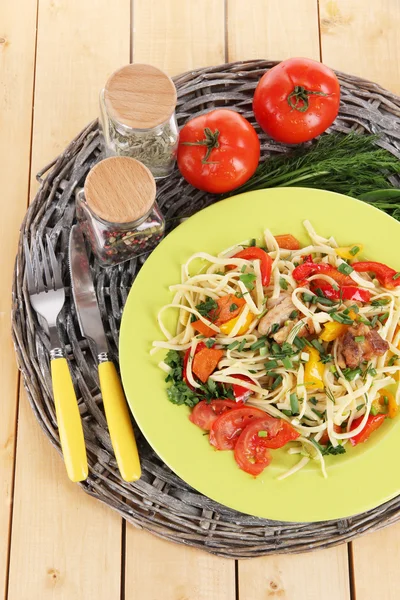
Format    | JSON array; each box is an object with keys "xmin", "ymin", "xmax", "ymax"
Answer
[
  {"xmin": 177, "ymin": 109, "xmax": 260, "ymax": 193},
  {"xmin": 253, "ymin": 58, "xmax": 340, "ymax": 144}
]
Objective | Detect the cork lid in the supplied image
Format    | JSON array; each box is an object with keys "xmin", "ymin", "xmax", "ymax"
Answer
[
  {"xmin": 104, "ymin": 63, "xmax": 177, "ymax": 130},
  {"xmin": 84, "ymin": 157, "xmax": 157, "ymax": 224}
]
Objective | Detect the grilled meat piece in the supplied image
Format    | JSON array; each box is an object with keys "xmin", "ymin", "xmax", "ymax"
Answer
[
  {"xmin": 338, "ymin": 323, "xmax": 389, "ymax": 369},
  {"xmin": 258, "ymin": 295, "xmax": 296, "ymax": 335}
]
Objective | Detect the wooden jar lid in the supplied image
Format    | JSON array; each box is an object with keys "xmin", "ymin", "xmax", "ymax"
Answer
[
  {"xmin": 84, "ymin": 157, "xmax": 157, "ymax": 224},
  {"xmin": 104, "ymin": 63, "xmax": 177, "ymax": 130}
]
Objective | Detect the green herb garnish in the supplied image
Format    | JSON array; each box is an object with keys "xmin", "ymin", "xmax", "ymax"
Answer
[
  {"xmin": 355, "ymin": 336, "xmax": 365, "ymax": 343},
  {"xmin": 282, "ymin": 356, "xmax": 293, "ymax": 369},
  {"xmin": 227, "ymin": 340, "xmax": 239, "ymax": 351},
  {"xmin": 349, "ymin": 246, "xmax": 360, "ymax": 256},
  {"xmin": 205, "ymin": 338, "xmax": 216, "ymax": 348},
  {"xmin": 290, "ymin": 393, "xmax": 299, "ymax": 415},
  {"xmin": 312, "ymin": 439, "xmax": 346, "ymax": 456},
  {"xmin": 379, "ymin": 312, "xmax": 389, "ymax": 323},
  {"xmin": 250, "ymin": 338, "xmax": 267, "ymax": 351},
  {"xmin": 239, "ymin": 272, "xmax": 257, "ymax": 290},
  {"xmin": 371, "ymin": 298, "xmax": 390, "ymax": 307},
  {"xmin": 289, "ymin": 310, "xmax": 299, "ymax": 319},
  {"xmin": 196, "ymin": 297, "xmax": 218, "ymax": 318},
  {"xmin": 281, "ymin": 409, "xmax": 292, "ymax": 417},
  {"xmin": 338, "ymin": 262, "xmax": 354, "ymax": 275},
  {"xmin": 258, "ymin": 430, "xmax": 268, "ymax": 438},
  {"xmin": 271, "ymin": 375, "xmax": 283, "ymax": 390},
  {"xmin": 237, "ymin": 338, "xmax": 247, "ymax": 352},
  {"xmin": 279, "ymin": 277, "xmax": 288, "ymax": 290},
  {"xmin": 264, "ymin": 360, "xmax": 278, "ymax": 369},
  {"xmin": 388, "ymin": 355, "xmax": 399, "ymax": 366},
  {"xmin": 270, "ymin": 323, "xmax": 280, "ymax": 334},
  {"xmin": 393, "ymin": 272, "xmax": 400, "ymax": 280},
  {"xmin": 229, "ymin": 303, "xmax": 238, "ymax": 312}
]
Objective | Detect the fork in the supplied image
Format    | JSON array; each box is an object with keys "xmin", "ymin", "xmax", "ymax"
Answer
[{"xmin": 24, "ymin": 235, "xmax": 88, "ymax": 482}]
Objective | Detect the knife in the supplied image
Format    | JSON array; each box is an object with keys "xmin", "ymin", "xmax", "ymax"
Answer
[{"xmin": 69, "ymin": 224, "xmax": 141, "ymax": 482}]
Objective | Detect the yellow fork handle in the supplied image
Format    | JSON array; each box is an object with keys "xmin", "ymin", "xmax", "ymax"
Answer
[
  {"xmin": 98, "ymin": 361, "xmax": 141, "ymax": 482},
  {"xmin": 51, "ymin": 358, "xmax": 88, "ymax": 482}
]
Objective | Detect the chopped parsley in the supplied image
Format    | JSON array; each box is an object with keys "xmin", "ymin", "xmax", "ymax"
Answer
[
  {"xmin": 312, "ymin": 439, "xmax": 346, "ymax": 455},
  {"xmin": 239, "ymin": 272, "xmax": 257, "ymax": 290},
  {"xmin": 195, "ymin": 297, "xmax": 218, "ymax": 318},
  {"xmin": 229, "ymin": 302, "xmax": 238, "ymax": 312}
]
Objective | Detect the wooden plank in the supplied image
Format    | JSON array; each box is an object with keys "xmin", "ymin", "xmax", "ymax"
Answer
[
  {"xmin": 227, "ymin": 5, "xmax": 351, "ymax": 597},
  {"xmin": 239, "ymin": 547, "xmax": 351, "ymax": 600},
  {"xmin": 319, "ymin": 0, "xmax": 400, "ymax": 94},
  {"xmin": 133, "ymin": 0, "xmax": 225, "ymax": 76},
  {"xmin": 7, "ymin": 1, "xmax": 130, "ymax": 598},
  {"xmin": 319, "ymin": 2, "xmax": 400, "ymax": 599},
  {"xmin": 0, "ymin": 0, "xmax": 38, "ymax": 598},
  {"xmin": 351, "ymin": 523, "xmax": 400, "ymax": 600},
  {"xmin": 227, "ymin": 0, "xmax": 320, "ymax": 61},
  {"xmin": 125, "ymin": 3, "xmax": 234, "ymax": 598},
  {"xmin": 125, "ymin": 529, "xmax": 235, "ymax": 600}
]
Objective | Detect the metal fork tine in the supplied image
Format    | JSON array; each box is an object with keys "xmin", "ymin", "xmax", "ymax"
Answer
[
  {"xmin": 39, "ymin": 236, "xmax": 52, "ymax": 290},
  {"xmin": 46, "ymin": 235, "xmax": 63, "ymax": 289},
  {"xmin": 23, "ymin": 238, "xmax": 35, "ymax": 294},
  {"xmin": 32, "ymin": 237, "xmax": 45, "ymax": 293}
]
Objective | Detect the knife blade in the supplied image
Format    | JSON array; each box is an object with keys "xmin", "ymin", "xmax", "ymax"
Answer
[
  {"xmin": 69, "ymin": 224, "xmax": 108, "ymax": 356},
  {"xmin": 69, "ymin": 224, "xmax": 141, "ymax": 482}
]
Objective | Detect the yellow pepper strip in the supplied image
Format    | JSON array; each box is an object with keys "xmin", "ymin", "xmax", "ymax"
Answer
[
  {"xmin": 304, "ymin": 347, "xmax": 325, "ymax": 390},
  {"xmin": 378, "ymin": 389, "xmax": 398, "ymax": 419},
  {"xmin": 220, "ymin": 310, "xmax": 253, "ymax": 336},
  {"xmin": 335, "ymin": 244, "xmax": 364, "ymax": 261},
  {"xmin": 319, "ymin": 321, "xmax": 347, "ymax": 342}
]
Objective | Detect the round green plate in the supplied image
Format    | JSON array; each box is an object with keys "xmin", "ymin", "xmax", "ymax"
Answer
[{"xmin": 120, "ymin": 188, "xmax": 400, "ymax": 522}]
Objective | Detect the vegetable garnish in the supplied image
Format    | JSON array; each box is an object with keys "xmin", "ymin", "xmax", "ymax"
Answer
[{"xmin": 154, "ymin": 220, "xmax": 399, "ymax": 480}]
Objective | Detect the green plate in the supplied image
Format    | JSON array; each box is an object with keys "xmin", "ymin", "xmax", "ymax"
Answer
[{"xmin": 120, "ymin": 188, "xmax": 400, "ymax": 522}]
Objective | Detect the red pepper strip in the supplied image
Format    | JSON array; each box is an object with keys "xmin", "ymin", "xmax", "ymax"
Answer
[
  {"xmin": 183, "ymin": 342, "xmax": 207, "ymax": 389},
  {"xmin": 353, "ymin": 261, "xmax": 400, "ymax": 289},
  {"xmin": 303, "ymin": 254, "xmax": 314, "ymax": 263},
  {"xmin": 349, "ymin": 413, "xmax": 386, "ymax": 446},
  {"xmin": 231, "ymin": 374, "xmax": 254, "ymax": 403},
  {"xmin": 293, "ymin": 263, "xmax": 353, "ymax": 285},
  {"xmin": 312, "ymin": 282, "xmax": 371, "ymax": 303},
  {"xmin": 229, "ymin": 247, "xmax": 272, "ymax": 286},
  {"xmin": 292, "ymin": 262, "xmax": 333, "ymax": 281}
]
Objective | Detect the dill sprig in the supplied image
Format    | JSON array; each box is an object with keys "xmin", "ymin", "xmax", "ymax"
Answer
[{"xmin": 224, "ymin": 134, "xmax": 400, "ymax": 217}]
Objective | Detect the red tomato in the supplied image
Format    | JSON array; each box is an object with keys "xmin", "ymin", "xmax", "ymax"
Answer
[
  {"xmin": 261, "ymin": 420, "xmax": 300, "ymax": 449},
  {"xmin": 209, "ymin": 407, "xmax": 279, "ymax": 450},
  {"xmin": 253, "ymin": 58, "xmax": 340, "ymax": 144},
  {"xmin": 231, "ymin": 375, "xmax": 255, "ymax": 403},
  {"xmin": 189, "ymin": 399, "xmax": 238, "ymax": 431},
  {"xmin": 350, "ymin": 414, "xmax": 386, "ymax": 446},
  {"xmin": 177, "ymin": 109, "xmax": 260, "ymax": 193},
  {"xmin": 234, "ymin": 418, "xmax": 274, "ymax": 475}
]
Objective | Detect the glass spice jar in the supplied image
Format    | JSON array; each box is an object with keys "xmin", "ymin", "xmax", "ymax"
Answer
[
  {"xmin": 99, "ymin": 63, "xmax": 179, "ymax": 179},
  {"xmin": 76, "ymin": 156, "xmax": 165, "ymax": 267}
]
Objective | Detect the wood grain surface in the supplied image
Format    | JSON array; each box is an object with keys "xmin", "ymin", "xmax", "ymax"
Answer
[{"xmin": 1, "ymin": 0, "xmax": 400, "ymax": 598}]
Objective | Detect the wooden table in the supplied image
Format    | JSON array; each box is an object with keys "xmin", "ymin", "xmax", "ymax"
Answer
[{"xmin": 2, "ymin": 1, "xmax": 400, "ymax": 598}]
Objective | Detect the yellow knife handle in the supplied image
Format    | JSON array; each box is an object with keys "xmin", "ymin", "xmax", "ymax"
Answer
[
  {"xmin": 98, "ymin": 361, "xmax": 141, "ymax": 482},
  {"xmin": 51, "ymin": 357, "xmax": 88, "ymax": 482}
]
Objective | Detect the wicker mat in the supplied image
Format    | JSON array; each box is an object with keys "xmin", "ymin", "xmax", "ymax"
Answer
[{"xmin": 12, "ymin": 60, "xmax": 400, "ymax": 558}]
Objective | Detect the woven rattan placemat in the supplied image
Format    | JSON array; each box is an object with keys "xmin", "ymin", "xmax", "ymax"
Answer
[{"xmin": 12, "ymin": 60, "xmax": 400, "ymax": 558}]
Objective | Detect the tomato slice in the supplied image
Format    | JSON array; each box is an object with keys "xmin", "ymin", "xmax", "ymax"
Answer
[
  {"xmin": 229, "ymin": 247, "xmax": 272, "ymax": 286},
  {"xmin": 349, "ymin": 414, "xmax": 386, "ymax": 446},
  {"xmin": 274, "ymin": 234, "xmax": 301, "ymax": 250},
  {"xmin": 209, "ymin": 407, "xmax": 279, "ymax": 450},
  {"xmin": 261, "ymin": 420, "xmax": 300, "ymax": 449},
  {"xmin": 231, "ymin": 374, "xmax": 255, "ymax": 403},
  {"xmin": 233, "ymin": 417, "xmax": 279, "ymax": 475},
  {"xmin": 189, "ymin": 399, "xmax": 238, "ymax": 431}
]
